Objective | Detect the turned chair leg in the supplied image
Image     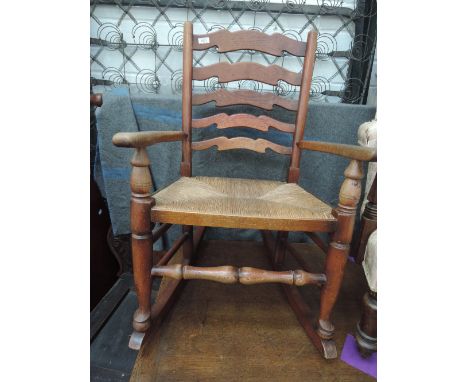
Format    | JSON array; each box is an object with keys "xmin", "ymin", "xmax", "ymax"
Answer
[
  {"xmin": 183, "ymin": 225, "xmax": 194, "ymax": 263},
  {"xmin": 129, "ymin": 148, "xmax": 155, "ymax": 349},
  {"xmin": 318, "ymin": 159, "xmax": 364, "ymax": 341},
  {"xmin": 318, "ymin": 242, "xmax": 349, "ymax": 339},
  {"xmin": 353, "ymin": 174, "xmax": 377, "ymax": 264},
  {"xmin": 356, "ymin": 291, "xmax": 377, "ymax": 357},
  {"xmin": 274, "ymin": 231, "xmax": 288, "ymax": 265}
]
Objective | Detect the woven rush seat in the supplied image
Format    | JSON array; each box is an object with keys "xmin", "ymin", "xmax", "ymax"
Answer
[{"xmin": 151, "ymin": 176, "xmax": 336, "ymax": 231}]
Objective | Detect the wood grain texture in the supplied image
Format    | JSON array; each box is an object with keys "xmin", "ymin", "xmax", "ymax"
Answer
[
  {"xmin": 130, "ymin": 241, "xmax": 372, "ymax": 381},
  {"xmin": 129, "ymin": 148, "xmax": 154, "ymax": 340},
  {"xmin": 192, "ymin": 28, "xmax": 307, "ymax": 56},
  {"xmin": 111, "ymin": 23, "xmax": 370, "ymax": 363},
  {"xmin": 181, "ymin": 21, "xmax": 193, "ymax": 176},
  {"xmin": 193, "ymin": 62, "xmax": 302, "ymax": 86},
  {"xmin": 192, "ymin": 89, "xmax": 299, "ymax": 111},
  {"xmin": 288, "ymin": 30, "xmax": 318, "ymax": 183},
  {"xmin": 298, "ymin": 140, "xmax": 377, "ymax": 161},
  {"xmin": 151, "ymin": 264, "xmax": 326, "ymax": 286},
  {"xmin": 192, "ymin": 113, "xmax": 295, "ymax": 133},
  {"xmin": 130, "ymin": 233, "xmax": 199, "ymax": 351},
  {"xmin": 112, "ymin": 131, "xmax": 186, "ymax": 148},
  {"xmin": 262, "ymin": 230, "xmax": 337, "ymax": 359},
  {"xmin": 192, "ymin": 136, "xmax": 292, "ymax": 155},
  {"xmin": 318, "ymin": 160, "xmax": 364, "ymax": 340}
]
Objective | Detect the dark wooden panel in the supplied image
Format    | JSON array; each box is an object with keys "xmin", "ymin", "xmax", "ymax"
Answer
[
  {"xmin": 192, "ymin": 113, "xmax": 295, "ymax": 133},
  {"xmin": 192, "ymin": 89, "xmax": 299, "ymax": 111},
  {"xmin": 91, "ymin": 274, "xmax": 132, "ymax": 341},
  {"xmin": 192, "ymin": 29, "xmax": 307, "ymax": 56},
  {"xmin": 91, "ymin": 177, "xmax": 119, "ymax": 311},
  {"xmin": 192, "ymin": 136, "xmax": 292, "ymax": 155},
  {"xmin": 193, "ymin": 62, "xmax": 302, "ymax": 86},
  {"xmin": 90, "ymin": 291, "xmax": 140, "ymax": 376},
  {"xmin": 151, "ymin": 264, "xmax": 326, "ymax": 286}
]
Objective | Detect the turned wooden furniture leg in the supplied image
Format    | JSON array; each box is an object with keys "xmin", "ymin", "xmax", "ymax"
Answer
[
  {"xmin": 129, "ymin": 148, "xmax": 155, "ymax": 349},
  {"xmin": 147, "ymin": 226, "xmax": 206, "ymax": 338},
  {"xmin": 353, "ymin": 174, "xmax": 377, "ymax": 264},
  {"xmin": 356, "ymin": 291, "xmax": 377, "ymax": 357},
  {"xmin": 318, "ymin": 160, "xmax": 364, "ymax": 342},
  {"xmin": 183, "ymin": 225, "xmax": 194, "ymax": 263},
  {"xmin": 261, "ymin": 230, "xmax": 336, "ymax": 359}
]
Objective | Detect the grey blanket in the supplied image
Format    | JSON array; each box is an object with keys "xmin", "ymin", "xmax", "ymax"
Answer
[{"xmin": 95, "ymin": 86, "xmax": 375, "ymax": 246}]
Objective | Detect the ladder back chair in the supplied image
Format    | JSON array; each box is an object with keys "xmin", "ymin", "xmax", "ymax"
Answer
[{"xmin": 113, "ymin": 22, "xmax": 376, "ymax": 359}]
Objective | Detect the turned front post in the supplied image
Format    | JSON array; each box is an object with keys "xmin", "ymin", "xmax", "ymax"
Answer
[
  {"xmin": 318, "ymin": 159, "xmax": 364, "ymax": 339},
  {"xmin": 130, "ymin": 148, "xmax": 154, "ymax": 338},
  {"xmin": 356, "ymin": 291, "xmax": 377, "ymax": 357}
]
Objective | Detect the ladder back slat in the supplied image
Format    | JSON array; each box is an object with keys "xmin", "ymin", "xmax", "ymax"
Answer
[
  {"xmin": 193, "ymin": 29, "xmax": 307, "ymax": 57},
  {"xmin": 192, "ymin": 89, "xmax": 299, "ymax": 111},
  {"xmin": 192, "ymin": 113, "xmax": 295, "ymax": 133},
  {"xmin": 193, "ymin": 62, "xmax": 302, "ymax": 86},
  {"xmin": 192, "ymin": 136, "xmax": 292, "ymax": 155}
]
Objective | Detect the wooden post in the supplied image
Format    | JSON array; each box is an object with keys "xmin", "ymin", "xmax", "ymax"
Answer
[
  {"xmin": 181, "ymin": 21, "xmax": 193, "ymax": 177},
  {"xmin": 356, "ymin": 291, "xmax": 377, "ymax": 357},
  {"xmin": 353, "ymin": 174, "xmax": 377, "ymax": 263},
  {"xmin": 288, "ymin": 30, "xmax": 317, "ymax": 183},
  {"xmin": 318, "ymin": 159, "xmax": 363, "ymax": 340},
  {"xmin": 129, "ymin": 148, "xmax": 154, "ymax": 347},
  {"xmin": 274, "ymin": 231, "xmax": 288, "ymax": 265},
  {"xmin": 182, "ymin": 225, "xmax": 194, "ymax": 264}
]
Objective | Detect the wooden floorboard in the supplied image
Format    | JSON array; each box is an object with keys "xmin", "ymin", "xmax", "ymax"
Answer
[
  {"xmin": 91, "ymin": 275, "xmax": 159, "ymax": 381},
  {"xmin": 130, "ymin": 240, "xmax": 373, "ymax": 382},
  {"xmin": 91, "ymin": 275, "xmax": 132, "ymax": 342},
  {"xmin": 90, "ymin": 365, "xmax": 131, "ymax": 382}
]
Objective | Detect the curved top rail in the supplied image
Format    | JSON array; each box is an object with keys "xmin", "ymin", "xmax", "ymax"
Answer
[{"xmin": 193, "ymin": 29, "xmax": 308, "ymax": 57}]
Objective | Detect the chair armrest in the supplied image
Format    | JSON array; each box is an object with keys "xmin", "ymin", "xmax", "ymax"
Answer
[
  {"xmin": 90, "ymin": 93, "xmax": 103, "ymax": 107},
  {"xmin": 112, "ymin": 131, "xmax": 186, "ymax": 148},
  {"xmin": 297, "ymin": 140, "xmax": 377, "ymax": 162}
]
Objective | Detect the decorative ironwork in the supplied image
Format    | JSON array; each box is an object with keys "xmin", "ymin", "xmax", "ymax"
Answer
[
  {"xmin": 91, "ymin": 0, "xmax": 376, "ymax": 103},
  {"xmin": 133, "ymin": 22, "xmax": 159, "ymax": 50},
  {"xmin": 136, "ymin": 69, "xmax": 161, "ymax": 93}
]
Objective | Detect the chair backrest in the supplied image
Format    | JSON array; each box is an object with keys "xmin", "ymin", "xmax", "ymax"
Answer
[{"xmin": 181, "ymin": 22, "xmax": 317, "ymax": 183}]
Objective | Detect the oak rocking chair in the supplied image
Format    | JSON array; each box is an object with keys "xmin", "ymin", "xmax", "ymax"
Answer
[{"xmin": 112, "ymin": 22, "xmax": 376, "ymax": 359}]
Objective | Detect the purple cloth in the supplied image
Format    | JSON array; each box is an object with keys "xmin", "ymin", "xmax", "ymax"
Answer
[{"xmin": 340, "ymin": 334, "xmax": 377, "ymax": 379}]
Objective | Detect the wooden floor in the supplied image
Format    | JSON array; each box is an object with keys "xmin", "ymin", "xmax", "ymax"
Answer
[{"xmin": 130, "ymin": 240, "xmax": 373, "ymax": 382}]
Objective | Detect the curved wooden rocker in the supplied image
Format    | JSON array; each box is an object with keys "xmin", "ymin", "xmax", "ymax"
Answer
[{"xmin": 113, "ymin": 23, "xmax": 376, "ymax": 359}]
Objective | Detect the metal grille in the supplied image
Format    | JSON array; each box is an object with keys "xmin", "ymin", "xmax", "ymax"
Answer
[{"xmin": 90, "ymin": 0, "xmax": 376, "ymax": 103}]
